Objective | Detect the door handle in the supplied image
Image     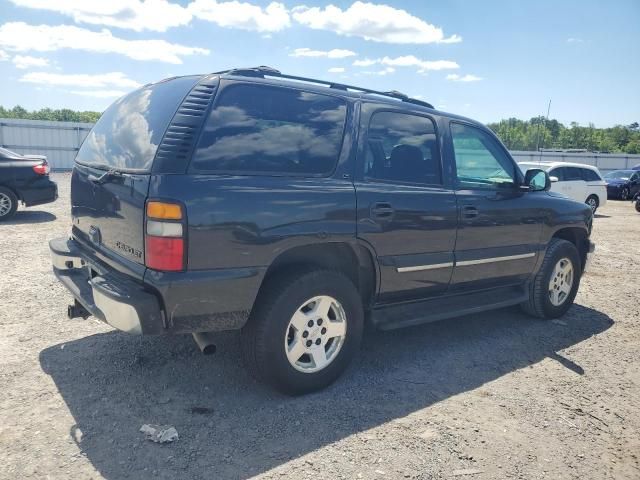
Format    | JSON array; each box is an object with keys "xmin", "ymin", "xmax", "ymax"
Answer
[
  {"xmin": 462, "ymin": 205, "xmax": 479, "ymax": 219},
  {"xmin": 370, "ymin": 202, "xmax": 394, "ymax": 220}
]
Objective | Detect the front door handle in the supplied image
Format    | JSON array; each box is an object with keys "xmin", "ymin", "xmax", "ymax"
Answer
[
  {"xmin": 462, "ymin": 205, "xmax": 479, "ymax": 219},
  {"xmin": 371, "ymin": 202, "xmax": 394, "ymax": 220}
]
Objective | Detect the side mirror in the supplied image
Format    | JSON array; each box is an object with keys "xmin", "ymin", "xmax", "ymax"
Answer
[
  {"xmin": 549, "ymin": 176, "xmax": 559, "ymax": 183},
  {"xmin": 523, "ymin": 168, "xmax": 551, "ymax": 192}
]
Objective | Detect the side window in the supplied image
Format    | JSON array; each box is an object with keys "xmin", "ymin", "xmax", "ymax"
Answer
[
  {"xmin": 191, "ymin": 84, "xmax": 347, "ymax": 175},
  {"xmin": 630, "ymin": 172, "xmax": 640, "ymax": 182},
  {"xmin": 451, "ymin": 123, "xmax": 516, "ymax": 189},
  {"xmin": 365, "ymin": 111, "xmax": 441, "ymax": 184},
  {"xmin": 549, "ymin": 168, "xmax": 564, "ymax": 181},
  {"xmin": 564, "ymin": 167, "xmax": 583, "ymax": 181},
  {"xmin": 581, "ymin": 168, "xmax": 601, "ymax": 181}
]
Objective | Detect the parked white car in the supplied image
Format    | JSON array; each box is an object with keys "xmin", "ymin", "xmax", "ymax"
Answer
[{"xmin": 518, "ymin": 161, "xmax": 607, "ymax": 213}]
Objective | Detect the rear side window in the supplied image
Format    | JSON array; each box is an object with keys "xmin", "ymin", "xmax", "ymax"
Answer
[
  {"xmin": 564, "ymin": 167, "xmax": 583, "ymax": 181},
  {"xmin": 581, "ymin": 168, "xmax": 601, "ymax": 181},
  {"xmin": 191, "ymin": 84, "xmax": 347, "ymax": 175},
  {"xmin": 364, "ymin": 111, "xmax": 441, "ymax": 185},
  {"xmin": 76, "ymin": 76, "xmax": 199, "ymax": 171}
]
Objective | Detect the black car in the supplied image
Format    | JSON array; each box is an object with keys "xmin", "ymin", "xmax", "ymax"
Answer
[
  {"xmin": 604, "ymin": 169, "xmax": 640, "ymax": 200},
  {"xmin": 0, "ymin": 146, "xmax": 58, "ymax": 220},
  {"xmin": 50, "ymin": 67, "xmax": 595, "ymax": 394}
]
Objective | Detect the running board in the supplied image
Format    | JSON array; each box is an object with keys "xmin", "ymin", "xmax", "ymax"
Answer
[{"xmin": 371, "ymin": 285, "xmax": 528, "ymax": 331}]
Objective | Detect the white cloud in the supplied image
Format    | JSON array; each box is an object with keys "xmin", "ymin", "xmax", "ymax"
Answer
[
  {"xmin": 290, "ymin": 48, "xmax": 356, "ymax": 59},
  {"xmin": 353, "ymin": 55, "xmax": 459, "ymax": 73},
  {"xmin": 446, "ymin": 73, "xmax": 482, "ymax": 82},
  {"xmin": 8, "ymin": 0, "xmax": 192, "ymax": 32},
  {"xmin": 292, "ymin": 1, "xmax": 461, "ymax": 44},
  {"xmin": 353, "ymin": 58, "xmax": 377, "ymax": 67},
  {"xmin": 189, "ymin": 0, "xmax": 290, "ymax": 32},
  {"xmin": 0, "ymin": 22, "xmax": 209, "ymax": 64},
  {"xmin": 12, "ymin": 54, "xmax": 49, "ymax": 69},
  {"xmin": 567, "ymin": 37, "xmax": 583, "ymax": 43},
  {"xmin": 0, "ymin": 49, "xmax": 9, "ymax": 61},
  {"xmin": 362, "ymin": 66, "xmax": 395, "ymax": 76},
  {"xmin": 328, "ymin": 67, "xmax": 345, "ymax": 73},
  {"xmin": 69, "ymin": 89, "xmax": 128, "ymax": 98},
  {"xmin": 20, "ymin": 71, "xmax": 142, "ymax": 89}
]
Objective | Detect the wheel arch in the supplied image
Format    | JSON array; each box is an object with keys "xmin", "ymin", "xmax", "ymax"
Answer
[
  {"xmin": 256, "ymin": 241, "xmax": 379, "ymax": 311},
  {"xmin": 551, "ymin": 227, "xmax": 589, "ymax": 270}
]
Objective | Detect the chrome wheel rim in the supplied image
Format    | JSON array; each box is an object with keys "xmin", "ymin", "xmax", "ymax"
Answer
[
  {"xmin": 587, "ymin": 197, "xmax": 597, "ymax": 212},
  {"xmin": 621, "ymin": 188, "xmax": 629, "ymax": 200},
  {"xmin": 0, "ymin": 193, "xmax": 12, "ymax": 217},
  {"xmin": 549, "ymin": 257, "xmax": 574, "ymax": 306},
  {"xmin": 284, "ymin": 295, "xmax": 347, "ymax": 373}
]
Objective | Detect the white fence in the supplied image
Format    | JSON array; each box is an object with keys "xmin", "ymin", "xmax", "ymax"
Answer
[
  {"xmin": 0, "ymin": 118, "xmax": 92, "ymax": 170},
  {"xmin": 2, "ymin": 118, "xmax": 640, "ymax": 173}
]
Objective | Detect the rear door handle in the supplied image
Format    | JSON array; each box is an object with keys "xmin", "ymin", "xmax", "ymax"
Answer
[
  {"xmin": 370, "ymin": 202, "xmax": 394, "ymax": 220},
  {"xmin": 462, "ymin": 205, "xmax": 479, "ymax": 219}
]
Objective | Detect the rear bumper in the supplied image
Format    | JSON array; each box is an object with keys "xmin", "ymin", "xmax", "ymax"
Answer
[
  {"xmin": 20, "ymin": 178, "xmax": 57, "ymax": 207},
  {"xmin": 50, "ymin": 236, "xmax": 265, "ymax": 334},
  {"xmin": 49, "ymin": 237, "xmax": 164, "ymax": 335}
]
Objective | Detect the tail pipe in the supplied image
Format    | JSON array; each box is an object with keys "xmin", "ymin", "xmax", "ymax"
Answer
[{"xmin": 192, "ymin": 332, "xmax": 217, "ymax": 355}]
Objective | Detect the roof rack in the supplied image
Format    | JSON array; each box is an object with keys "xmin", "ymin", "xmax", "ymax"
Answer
[{"xmin": 212, "ymin": 66, "xmax": 434, "ymax": 109}]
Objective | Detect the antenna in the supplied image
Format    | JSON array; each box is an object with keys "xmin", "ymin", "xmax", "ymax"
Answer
[{"xmin": 535, "ymin": 98, "xmax": 552, "ymax": 164}]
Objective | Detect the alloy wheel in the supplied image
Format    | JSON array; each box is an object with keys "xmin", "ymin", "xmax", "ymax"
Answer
[
  {"xmin": 548, "ymin": 257, "xmax": 574, "ymax": 306},
  {"xmin": 284, "ymin": 295, "xmax": 347, "ymax": 373},
  {"xmin": 0, "ymin": 192, "xmax": 12, "ymax": 217}
]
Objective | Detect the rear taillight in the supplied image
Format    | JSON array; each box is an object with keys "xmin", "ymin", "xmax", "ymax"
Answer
[
  {"xmin": 145, "ymin": 201, "xmax": 185, "ymax": 271},
  {"xmin": 33, "ymin": 162, "xmax": 49, "ymax": 175}
]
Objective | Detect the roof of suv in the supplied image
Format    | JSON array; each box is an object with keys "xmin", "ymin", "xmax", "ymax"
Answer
[{"xmin": 191, "ymin": 66, "xmax": 483, "ymax": 128}]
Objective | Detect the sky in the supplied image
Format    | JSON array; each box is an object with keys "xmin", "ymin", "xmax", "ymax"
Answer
[{"xmin": 0, "ymin": 0, "xmax": 638, "ymax": 127}]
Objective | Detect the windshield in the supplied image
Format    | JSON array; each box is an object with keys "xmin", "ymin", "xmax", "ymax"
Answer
[
  {"xmin": 605, "ymin": 170, "xmax": 632, "ymax": 180},
  {"xmin": 75, "ymin": 76, "xmax": 199, "ymax": 172}
]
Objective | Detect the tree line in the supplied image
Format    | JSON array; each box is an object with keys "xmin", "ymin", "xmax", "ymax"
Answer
[
  {"xmin": 487, "ymin": 117, "xmax": 640, "ymax": 154},
  {"xmin": 0, "ymin": 105, "xmax": 101, "ymax": 124},
  {"xmin": 1, "ymin": 105, "xmax": 639, "ymax": 154}
]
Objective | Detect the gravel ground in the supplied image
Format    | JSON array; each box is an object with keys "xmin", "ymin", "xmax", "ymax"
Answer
[{"xmin": 1, "ymin": 172, "xmax": 638, "ymax": 480}]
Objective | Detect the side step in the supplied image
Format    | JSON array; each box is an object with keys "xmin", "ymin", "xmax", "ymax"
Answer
[{"xmin": 371, "ymin": 285, "xmax": 528, "ymax": 331}]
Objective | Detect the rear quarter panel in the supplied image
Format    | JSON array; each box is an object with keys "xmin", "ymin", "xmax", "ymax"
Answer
[{"xmin": 149, "ymin": 174, "xmax": 357, "ymax": 270}]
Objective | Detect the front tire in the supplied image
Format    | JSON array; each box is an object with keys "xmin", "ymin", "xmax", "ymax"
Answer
[
  {"xmin": 621, "ymin": 187, "xmax": 630, "ymax": 200},
  {"xmin": 585, "ymin": 195, "xmax": 599, "ymax": 213},
  {"xmin": 0, "ymin": 187, "xmax": 18, "ymax": 221},
  {"xmin": 241, "ymin": 269, "xmax": 364, "ymax": 395},
  {"xmin": 520, "ymin": 238, "xmax": 581, "ymax": 319}
]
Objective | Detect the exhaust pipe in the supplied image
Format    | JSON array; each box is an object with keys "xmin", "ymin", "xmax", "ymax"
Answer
[
  {"xmin": 68, "ymin": 300, "xmax": 90, "ymax": 319},
  {"xmin": 192, "ymin": 332, "xmax": 217, "ymax": 355}
]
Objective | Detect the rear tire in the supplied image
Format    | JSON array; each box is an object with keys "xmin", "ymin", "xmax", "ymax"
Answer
[
  {"xmin": 520, "ymin": 238, "xmax": 581, "ymax": 319},
  {"xmin": 585, "ymin": 195, "xmax": 599, "ymax": 213},
  {"xmin": 241, "ymin": 269, "xmax": 364, "ymax": 395},
  {"xmin": 0, "ymin": 187, "xmax": 18, "ymax": 221}
]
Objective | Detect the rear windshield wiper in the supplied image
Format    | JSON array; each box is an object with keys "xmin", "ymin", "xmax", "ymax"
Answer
[{"xmin": 88, "ymin": 169, "xmax": 124, "ymax": 185}]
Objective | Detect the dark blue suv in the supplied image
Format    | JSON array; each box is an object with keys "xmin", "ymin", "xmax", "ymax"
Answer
[{"xmin": 50, "ymin": 67, "xmax": 595, "ymax": 394}]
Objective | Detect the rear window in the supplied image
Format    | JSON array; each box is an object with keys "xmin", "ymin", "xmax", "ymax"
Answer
[
  {"xmin": 190, "ymin": 84, "xmax": 347, "ymax": 175},
  {"xmin": 75, "ymin": 76, "xmax": 199, "ymax": 171}
]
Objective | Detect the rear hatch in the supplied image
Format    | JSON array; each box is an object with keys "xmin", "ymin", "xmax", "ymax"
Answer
[{"xmin": 71, "ymin": 76, "xmax": 200, "ymax": 270}]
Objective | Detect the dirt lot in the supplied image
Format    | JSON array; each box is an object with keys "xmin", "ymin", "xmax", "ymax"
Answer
[{"xmin": 1, "ymin": 172, "xmax": 638, "ymax": 480}]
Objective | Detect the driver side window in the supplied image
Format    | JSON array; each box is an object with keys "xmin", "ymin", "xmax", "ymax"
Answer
[{"xmin": 451, "ymin": 123, "xmax": 516, "ymax": 189}]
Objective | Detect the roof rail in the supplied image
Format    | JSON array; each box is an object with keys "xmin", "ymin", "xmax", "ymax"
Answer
[{"xmin": 212, "ymin": 66, "xmax": 434, "ymax": 109}]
